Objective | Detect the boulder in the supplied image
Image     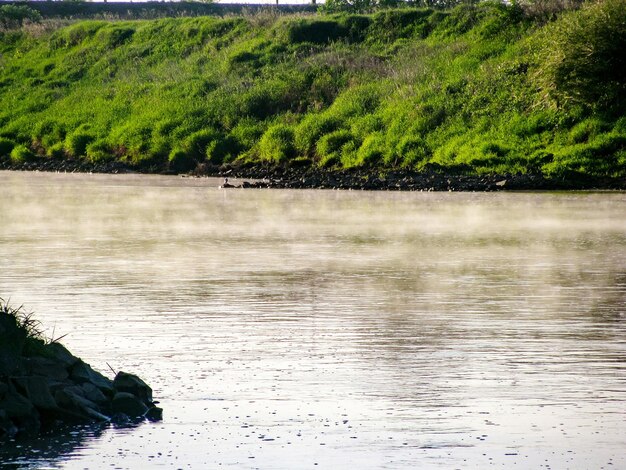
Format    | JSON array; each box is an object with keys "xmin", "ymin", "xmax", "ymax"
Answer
[
  {"xmin": 14, "ymin": 377, "xmax": 57, "ymax": 410},
  {"xmin": 23, "ymin": 357, "xmax": 69, "ymax": 381},
  {"xmin": 69, "ymin": 361, "xmax": 114, "ymax": 395},
  {"xmin": 81, "ymin": 383, "xmax": 107, "ymax": 405},
  {"xmin": 0, "ymin": 410, "xmax": 18, "ymax": 439},
  {"xmin": 46, "ymin": 343, "xmax": 80, "ymax": 368},
  {"xmin": 111, "ymin": 392, "xmax": 148, "ymax": 417},
  {"xmin": 0, "ymin": 384, "xmax": 36, "ymax": 419},
  {"xmin": 113, "ymin": 372, "xmax": 152, "ymax": 403},
  {"xmin": 145, "ymin": 406, "xmax": 163, "ymax": 422},
  {"xmin": 54, "ymin": 388, "xmax": 101, "ymax": 421}
]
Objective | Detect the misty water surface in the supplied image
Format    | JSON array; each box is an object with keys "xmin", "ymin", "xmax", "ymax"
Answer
[{"xmin": 0, "ymin": 171, "xmax": 624, "ymax": 469}]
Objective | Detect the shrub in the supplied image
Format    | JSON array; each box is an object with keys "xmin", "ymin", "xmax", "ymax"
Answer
[
  {"xmin": 356, "ymin": 133, "xmax": 385, "ymax": 166},
  {"xmin": 535, "ymin": 0, "xmax": 626, "ymax": 113},
  {"xmin": 259, "ymin": 124, "xmax": 296, "ymax": 163},
  {"xmin": 184, "ymin": 129, "xmax": 219, "ymax": 160},
  {"xmin": 350, "ymin": 114, "xmax": 383, "ymax": 139},
  {"xmin": 46, "ymin": 142, "xmax": 65, "ymax": 159},
  {"xmin": 284, "ymin": 19, "xmax": 349, "ymax": 44},
  {"xmin": 320, "ymin": 0, "xmax": 400, "ymax": 14},
  {"xmin": 0, "ymin": 137, "xmax": 15, "ymax": 156},
  {"xmin": 396, "ymin": 135, "xmax": 431, "ymax": 167},
  {"xmin": 567, "ymin": 118, "xmax": 610, "ymax": 144},
  {"xmin": 294, "ymin": 114, "xmax": 341, "ymax": 155},
  {"xmin": 230, "ymin": 119, "xmax": 264, "ymax": 150},
  {"xmin": 168, "ymin": 148, "xmax": 195, "ymax": 173},
  {"xmin": 86, "ymin": 140, "xmax": 113, "ymax": 163},
  {"xmin": 329, "ymin": 85, "xmax": 382, "ymax": 119},
  {"xmin": 64, "ymin": 131, "xmax": 95, "ymax": 158},
  {"xmin": 10, "ymin": 145, "xmax": 34, "ymax": 163},
  {"xmin": 316, "ymin": 130, "xmax": 355, "ymax": 160},
  {"xmin": 0, "ymin": 5, "xmax": 41, "ymax": 29},
  {"xmin": 206, "ymin": 135, "xmax": 239, "ymax": 164}
]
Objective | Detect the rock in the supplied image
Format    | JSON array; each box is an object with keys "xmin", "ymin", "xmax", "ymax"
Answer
[
  {"xmin": 145, "ymin": 406, "xmax": 163, "ymax": 422},
  {"xmin": 113, "ymin": 372, "xmax": 152, "ymax": 403},
  {"xmin": 24, "ymin": 357, "xmax": 69, "ymax": 381},
  {"xmin": 54, "ymin": 388, "xmax": 100, "ymax": 420},
  {"xmin": 0, "ymin": 410, "xmax": 18, "ymax": 439},
  {"xmin": 111, "ymin": 392, "xmax": 148, "ymax": 417},
  {"xmin": 0, "ymin": 385, "xmax": 36, "ymax": 419},
  {"xmin": 69, "ymin": 361, "xmax": 114, "ymax": 395},
  {"xmin": 14, "ymin": 377, "xmax": 57, "ymax": 410},
  {"xmin": 81, "ymin": 383, "xmax": 107, "ymax": 405},
  {"xmin": 46, "ymin": 342, "xmax": 80, "ymax": 368}
]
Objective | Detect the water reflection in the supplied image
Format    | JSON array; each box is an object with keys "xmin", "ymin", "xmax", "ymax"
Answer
[
  {"xmin": 0, "ymin": 423, "xmax": 107, "ymax": 468},
  {"xmin": 0, "ymin": 171, "xmax": 624, "ymax": 469}
]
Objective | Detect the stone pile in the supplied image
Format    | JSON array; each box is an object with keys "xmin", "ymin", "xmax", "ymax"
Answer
[{"xmin": 0, "ymin": 311, "xmax": 162, "ymax": 440}]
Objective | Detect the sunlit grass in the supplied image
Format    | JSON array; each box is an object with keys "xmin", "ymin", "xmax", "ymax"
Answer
[{"xmin": 0, "ymin": 2, "xmax": 624, "ymax": 177}]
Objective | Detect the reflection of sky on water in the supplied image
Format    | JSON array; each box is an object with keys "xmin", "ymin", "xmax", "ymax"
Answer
[{"xmin": 0, "ymin": 171, "xmax": 624, "ymax": 469}]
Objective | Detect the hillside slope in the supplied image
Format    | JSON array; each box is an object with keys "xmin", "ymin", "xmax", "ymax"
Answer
[{"xmin": 0, "ymin": 1, "xmax": 625, "ymax": 179}]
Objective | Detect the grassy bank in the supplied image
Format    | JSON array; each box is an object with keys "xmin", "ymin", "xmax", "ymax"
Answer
[{"xmin": 0, "ymin": 1, "xmax": 624, "ymax": 180}]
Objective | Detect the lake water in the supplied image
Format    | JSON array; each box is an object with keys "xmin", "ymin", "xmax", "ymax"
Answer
[{"xmin": 0, "ymin": 170, "xmax": 624, "ymax": 469}]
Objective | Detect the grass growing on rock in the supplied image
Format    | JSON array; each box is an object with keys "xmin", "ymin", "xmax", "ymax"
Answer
[{"xmin": 0, "ymin": 1, "xmax": 624, "ymax": 179}]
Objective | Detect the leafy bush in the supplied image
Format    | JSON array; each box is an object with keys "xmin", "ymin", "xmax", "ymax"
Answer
[
  {"xmin": 86, "ymin": 140, "xmax": 113, "ymax": 163},
  {"xmin": 0, "ymin": 5, "xmax": 41, "ymax": 29},
  {"xmin": 294, "ymin": 114, "xmax": 341, "ymax": 155},
  {"xmin": 356, "ymin": 133, "xmax": 385, "ymax": 166},
  {"xmin": 0, "ymin": 137, "xmax": 15, "ymax": 156},
  {"xmin": 10, "ymin": 144, "xmax": 34, "ymax": 163},
  {"xmin": 64, "ymin": 131, "xmax": 95, "ymax": 158},
  {"xmin": 168, "ymin": 148, "xmax": 195, "ymax": 173},
  {"xmin": 259, "ymin": 124, "xmax": 296, "ymax": 163},
  {"xmin": 184, "ymin": 129, "xmax": 219, "ymax": 161},
  {"xmin": 316, "ymin": 130, "xmax": 355, "ymax": 161},
  {"xmin": 396, "ymin": 135, "xmax": 430, "ymax": 167},
  {"xmin": 284, "ymin": 19, "xmax": 349, "ymax": 44},
  {"xmin": 206, "ymin": 135, "xmax": 239, "ymax": 164},
  {"xmin": 46, "ymin": 142, "xmax": 66, "ymax": 159},
  {"xmin": 320, "ymin": 0, "xmax": 401, "ymax": 14},
  {"xmin": 535, "ymin": 0, "xmax": 626, "ymax": 113}
]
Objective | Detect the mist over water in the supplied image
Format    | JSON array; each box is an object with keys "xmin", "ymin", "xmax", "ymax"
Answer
[{"xmin": 0, "ymin": 171, "xmax": 624, "ymax": 469}]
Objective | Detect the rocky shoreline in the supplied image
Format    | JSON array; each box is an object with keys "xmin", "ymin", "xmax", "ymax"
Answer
[
  {"xmin": 2, "ymin": 156, "xmax": 625, "ymax": 191},
  {"xmin": 0, "ymin": 308, "xmax": 162, "ymax": 441}
]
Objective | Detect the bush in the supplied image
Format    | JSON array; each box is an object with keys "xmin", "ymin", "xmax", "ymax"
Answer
[
  {"xmin": 46, "ymin": 142, "xmax": 65, "ymax": 159},
  {"xmin": 284, "ymin": 19, "xmax": 349, "ymax": 44},
  {"xmin": 10, "ymin": 145, "xmax": 34, "ymax": 163},
  {"xmin": 567, "ymin": 118, "xmax": 610, "ymax": 144},
  {"xmin": 86, "ymin": 140, "xmax": 113, "ymax": 163},
  {"xmin": 294, "ymin": 114, "xmax": 341, "ymax": 155},
  {"xmin": 356, "ymin": 133, "xmax": 385, "ymax": 166},
  {"xmin": 396, "ymin": 135, "xmax": 430, "ymax": 167},
  {"xmin": 0, "ymin": 5, "xmax": 41, "ymax": 29},
  {"xmin": 168, "ymin": 148, "xmax": 195, "ymax": 173},
  {"xmin": 535, "ymin": 0, "xmax": 626, "ymax": 113},
  {"xmin": 206, "ymin": 135, "xmax": 239, "ymax": 164},
  {"xmin": 64, "ymin": 131, "xmax": 95, "ymax": 158},
  {"xmin": 184, "ymin": 129, "xmax": 219, "ymax": 161},
  {"xmin": 316, "ymin": 130, "xmax": 355, "ymax": 160},
  {"xmin": 259, "ymin": 124, "xmax": 296, "ymax": 163},
  {"xmin": 0, "ymin": 137, "xmax": 15, "ymax": 156},
  {"xmin": 230, "ymin": 119, "xmax": 264, "ymax": 150},
  {"xmin": 320, "ymin": 0, "xmax": 400, "ymax": 14}
]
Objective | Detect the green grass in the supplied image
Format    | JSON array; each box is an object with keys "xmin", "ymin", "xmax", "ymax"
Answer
[{"xmin": 0, "ymin": 1, "xmax": 624, "ymax": 178}]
